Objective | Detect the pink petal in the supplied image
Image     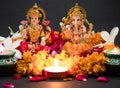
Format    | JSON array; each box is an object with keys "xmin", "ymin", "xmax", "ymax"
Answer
[
  {"xmin": 29, "ymin": 76, "xmax": 46, "ymax": 82},
  {"xmin": 42, "ymin": 20, "xmax": 50, "ymax": 26},
  {"xmin": 76, "ymin": 74, "xmax": 87, "ymax": 78},
  {"xmin": 51, "ymin": 50, "xmax": 57, "ymax": 57},
  {"xmin": 3, "ymin": 82, "xmax": 14, "ymax": 88},
  {"xmin": 76, "ymin": 74, "xmax": 87, "ymax": 81},
  {"xmin": 76, "ymin": 76, "xmax": 87, "ymax": 81},
  {"xmin": 97, "ymin": 76, "xmax": 109, "ymax": 82},
  {"xmin": 93, "ymin": 47, "xmax": 103, "ymax": 53},
  {"xmin": 12, "ymin": 74, "xmax": 21, "ymax": 80}
]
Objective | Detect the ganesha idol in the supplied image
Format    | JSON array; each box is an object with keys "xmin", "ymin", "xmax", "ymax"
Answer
[
  {"xmin": 60, "ymin": 3, "xmax": 95, "ymax": 56},
  {"xmin": 19, "ymin": 3, "xmax": 52, "ymax": 53}
]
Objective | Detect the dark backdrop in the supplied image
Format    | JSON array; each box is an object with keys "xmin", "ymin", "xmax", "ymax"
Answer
[{"xmin": 0, "ymin": 0, "xmax": 120, "ymax": 46}]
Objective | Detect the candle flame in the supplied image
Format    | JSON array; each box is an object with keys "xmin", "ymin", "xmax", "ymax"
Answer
[
  {"xmin": 54, "ymin": 59, "xmax": 59, "ymax": 68},
  {"xmin": 113, "ymin": 47, "xmax": 118, "ymax": 54}
]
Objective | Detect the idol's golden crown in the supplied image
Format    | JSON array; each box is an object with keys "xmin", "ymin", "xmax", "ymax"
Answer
[
  {"xmin": 68, "ymin": 3, "xmax": 86, "ymax": 18},
  {"xmin": 26, "ymin": 3, "xmax": 46, "ymax": 23},
  {"xmin": 62, "ymin": 3, "xmax": 89, "ymax": 25}
]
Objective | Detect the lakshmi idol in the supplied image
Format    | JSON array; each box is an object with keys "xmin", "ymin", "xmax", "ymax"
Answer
[{"xmin": 19, "ymin": 3, "xmax": 51, "ymax": 53}]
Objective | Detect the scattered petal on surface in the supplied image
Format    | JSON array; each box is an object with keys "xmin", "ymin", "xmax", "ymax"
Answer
[
  {"xmin": 97, "ymin": 76, "xmax": 109, "ymax": 83},
  {"xmin": 12, "ymin": 74, "xmax": 21, "ymax": 80},
  {"xmin": 29, "ymin": 76, "xmax": 46, "ymax": 82},
  {"xmin": 3, "ymin": 82, "xmax": 14, "ymax": 88},
  {"xmin": 76, "ymin": 74, "xmax": 87, "ymax": 81},
  {"xmin": 76, "ymin": 74, "xmax": 87, "ymax": 78}
]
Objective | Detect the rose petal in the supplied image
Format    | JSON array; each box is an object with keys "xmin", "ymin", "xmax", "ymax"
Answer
[
  {"xmin": 43, "ymin": 46, "xmax": 50, "ymax": 52},
  {"xmin": 76, "ymin": 74, "xmax": 87, "ymax": 78},
  {"xmin": 51, "ymin": 50, "xmax": 57, "ymax": 57},
  {"xmin": 76, "ymin": 76, "xmax": 87, "ymax": 81},
  {"xmin": 93, "ymin": 47, "xmax": 103, "ymax": 53},
  {"xmin": 42, "ymin": 20, "xmax": 50, "ymax": 26},
  {"xmin": 3, "ymin": 82, "xmax": 14, "ymax": 88},
  {"xmin": 97, "ymin": 76, "xmax": 109, "ymax": 82},
  {"xmin": 29, "ymin": 76, "xmax": 46, "ymax": 82},
  {"xmin": 76, "ymin": 74, "xmax": 87, "ymax": 81},
  {"xmin": 19, "ymin": 41, "xmax": 28, "ymax": 53},
  {"xmin": 12, "ymin": 74, "xmax": 21, "ymax": 80}
]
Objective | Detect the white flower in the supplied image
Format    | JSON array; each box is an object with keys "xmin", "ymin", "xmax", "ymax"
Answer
[
  {"xmin": 0, "ymin": 36, "xmax": 6, "ymax": 41},
  {"xmin": 65, "ymin": 25, "xmax": 70, "ymax": 29},
  {"xmin": 2, "ymin": 37, "xmax": 22, "ymax": 59},
  {"xmin": 8, "ymin": 26, "xmax": 22, "ymax": 38},
  {"xmin": 19, "ymin": 25, "xmax": 23, "ymax": 29},
  {"xmin": 59, "ymin": 22, "xmax": 63, "ymax": 26},
  {"xmin": 11, "ymin": 31, "xmax": 22, "ymax": 38}
]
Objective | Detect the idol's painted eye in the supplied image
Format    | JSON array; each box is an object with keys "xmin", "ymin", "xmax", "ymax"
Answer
[
  {"xmin": 77, "ymin": 19, "xmax": 79, "ymax": 21},
  {"xmin": 34, "ymin": 18, "xmax": 38, "ymax": 20},
  {"xmin": 31, "ymin": 17, "xmax": 38, "ymax": 20},
  {"xmin": 77, "ymin": 18, "xmax": 82, "ymax": 22},
  {"xmin": 31, "ymin": 18, "xmax": 34, "ymax": 20},
  {"xmin": 72, "ymin": 19, "xmax": 75, "ymax": 22}
]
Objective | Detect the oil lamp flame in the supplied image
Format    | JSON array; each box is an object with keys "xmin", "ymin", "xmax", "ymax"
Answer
[
  {"xmin": 54, "ymin": 59, "xmax": 58, "ymax": 68},
  {"xmin": 112, "ymin": 47, "xmax": 119, "ymax": 54},
  {"xmin": 44, "ymin": 59, "xmax": 69, "ymax": 78},
  {"xmin": 44, "ymin": 59, "xmax": 68, "ymax": 73}
]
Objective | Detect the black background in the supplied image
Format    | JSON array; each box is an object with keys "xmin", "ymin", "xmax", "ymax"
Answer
[{"xmin": 0, "ymin": 0, "xmax": 120, "ymax": 46}]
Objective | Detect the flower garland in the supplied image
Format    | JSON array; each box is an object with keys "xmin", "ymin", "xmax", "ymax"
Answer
[
  {"xmin": 16, "ymin": 50, "xmax": 73, "ymax": 76},
  {"xmin": 84, "ymin": 32, "xmax": 105, "ymax": 46},
  {"xmin": 16, "ymin": 50, "xmax": 107, "ymax": 76},
  {"xmin": 70, "ymin": 52, "xmax": 107, "ymax": 76},
  {"xmin": 62, "ymin": 42, "xmax": 92, "ymax": 56},
  {"xmin": 16, "ymin": 50, "xmax": 49, "ymax": 76}
]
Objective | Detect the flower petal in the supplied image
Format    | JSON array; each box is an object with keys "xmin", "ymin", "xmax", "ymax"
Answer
[
  {"xmin": 51, "ymin": 50, "xmax": 58, "ymax": 57},
  {"xmin": 3, "ymin": 82, "xmax": 14, "ymax": 88},
  {"xmin": 76, "ymin": 74, "xmax": 87, "ymax": 81},
  {"xmin": 29, "ymin": 76, "xmax": 46, "ymax": 82},
  {"xmin": 13, "ymin": 39, "xmax": 22, "ymax": 49},
  {"xmin": 0, "ymin": 36, "xmax": 5, "ymax": 41},
  {"xmin": 76, "ymin": 76, "xmax": 87, "ymax": 81},
  {"xmin": 97, "ymin": 76, "xmax": 109, "ymax": 82},
  {"xmin": 76, "ymin": 74, "xmax": 87, "ymax": 78},
  {"xmin": 14, "ymin": 49, "xmax": 22, "ymax": 59},
  {"xmin": 42, "ymin": 20, "xmax": 50, "ymax": 26},
  {"xmin": 2, "ymin": 37, "xmax": 13, "ymax": 50},
  {"xmin": 12, "ymin": 74, "xmax": 21, "ymax": 80}
]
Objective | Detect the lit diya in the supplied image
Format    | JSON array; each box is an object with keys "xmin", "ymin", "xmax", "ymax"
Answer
[
  {"xmin": 44, "ymin": 59, "xmax": 69, "ymax": 79},
  {"xmin": 104, "ymin": 47, "xmax": 120, "ymax": 75},
  {"xmin": 104, "ymin": 47, "xmax": 120, "ymax": 65}
]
